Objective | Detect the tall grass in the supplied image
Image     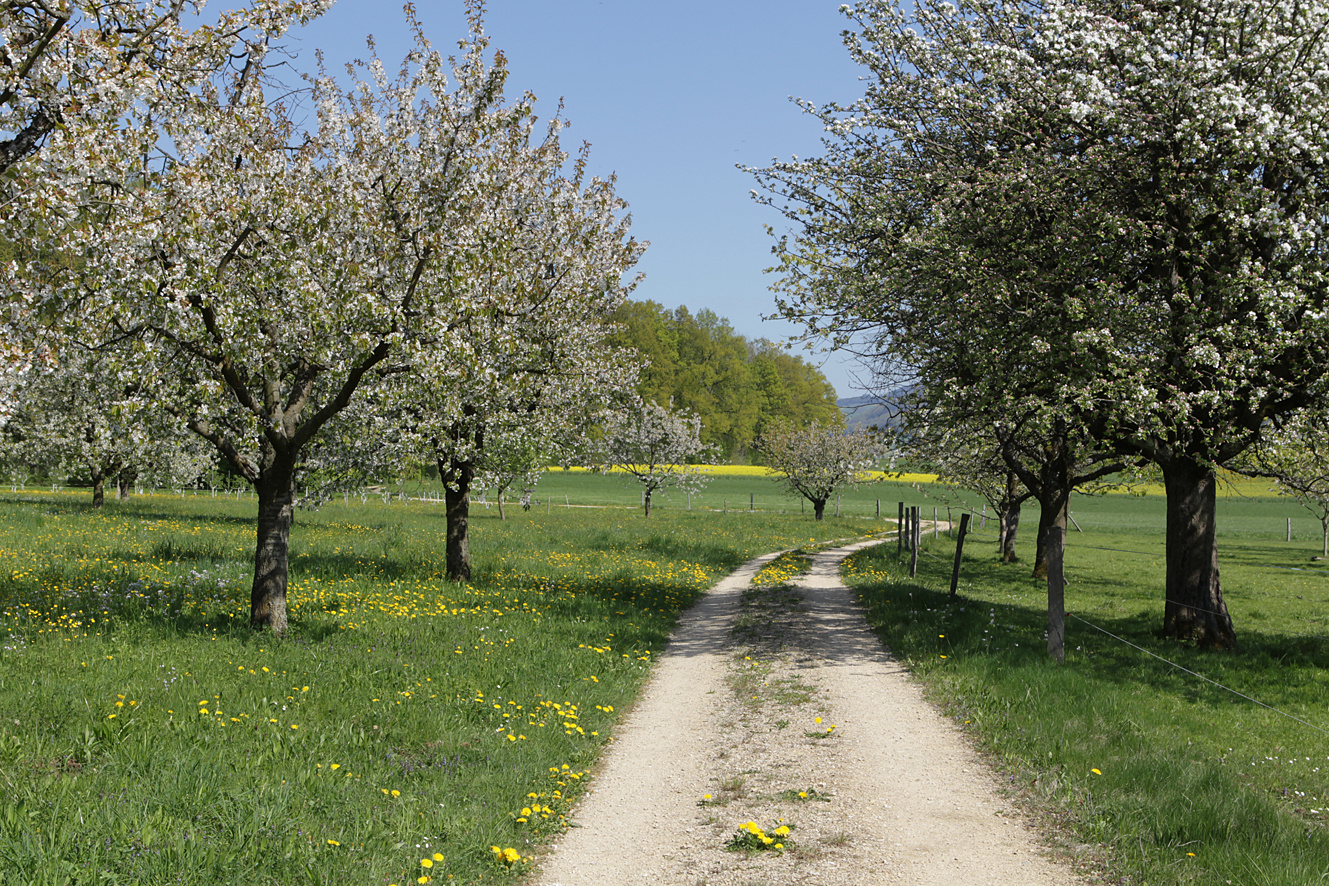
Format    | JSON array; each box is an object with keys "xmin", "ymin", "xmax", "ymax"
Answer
[
  {"xmin": 0, "ymin": 490, "xmax": 881, "ymax": 885},
  {"xmin": 847, "ymin": 495, "xmax": 1329, "ymax": 885}
]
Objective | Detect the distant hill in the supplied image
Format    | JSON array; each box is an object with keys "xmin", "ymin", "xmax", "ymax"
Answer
[{"xmin": 838, "ymin": 394, "xmax": 901, "ymax": 431}]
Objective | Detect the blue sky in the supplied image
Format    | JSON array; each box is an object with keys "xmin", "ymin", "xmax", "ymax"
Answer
[{"xmin": 286, "ymin": 1, "xmax": 871, "ymax": 398}]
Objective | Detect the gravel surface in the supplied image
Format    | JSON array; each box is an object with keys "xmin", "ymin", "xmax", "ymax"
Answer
[{"xmin": 534, "ymin": 539, "xmax": 1090, "ymax": 886}]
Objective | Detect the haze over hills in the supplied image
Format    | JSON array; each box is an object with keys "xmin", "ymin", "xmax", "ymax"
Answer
[{"xmin": 838, "ymin": 393, "xmax": 903, "ymax": 432}]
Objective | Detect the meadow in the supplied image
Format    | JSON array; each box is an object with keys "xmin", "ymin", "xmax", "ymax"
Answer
[
  {"xmin": 4, "ymin": 469, "xmax": 1328, "ymax": 885},
  {"xmin": 848, "ymin": 486, "xmax": 1329, "ymax": 885},
  {"xmin": 0, "ymin": 475, "xmax": 884, "ymax": 886}
]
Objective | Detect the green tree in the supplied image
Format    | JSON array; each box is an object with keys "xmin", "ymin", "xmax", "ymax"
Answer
[{"xmin": 607, "ymin": 301, "xmax": 840, "ymax": 461}]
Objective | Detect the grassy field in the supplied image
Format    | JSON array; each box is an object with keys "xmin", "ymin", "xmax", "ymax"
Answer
[
  {"xmin": 4, "ymin": 473, "xmax": 1328, "ymax": 885},
  {"xmin": 848, "ymin": 491, "xmax": 1329, "ymax": 885},
  {"xmin": 0, "ymin": 488, "xmax": 883, "ymax": 886}
]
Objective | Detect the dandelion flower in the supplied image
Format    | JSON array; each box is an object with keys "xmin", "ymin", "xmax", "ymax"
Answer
[
  {"xmin": 1091, "ymin": 768, "xmax": 1102, "ymax": 775},
  {"xmin": 420, "ymin": 858, "xmax": 433, "ymax": 869}
]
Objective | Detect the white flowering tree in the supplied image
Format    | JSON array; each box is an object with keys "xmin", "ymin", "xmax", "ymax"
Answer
[
  {"xmin": 760, "ymin": 420, "xmax": 877, "ymax": 521},
  {"xmin": 1243, "ymin": 413, "xmax": 1329, "ymax": 558},
  {"xmin": 21, "ymin": 10, "xmax": 572, "ymax": 633},
  {"xmin": 307, "ymin": 130, "xmax": 645, "ymax": 582},
  {"xmin": 416, "ymin": 140, "xmax": 644, "ymax": 580},
  {"xmin": 0, "ymin": 0, "xmax": 328, "ymax": 173},
  {"xmin": 9, "ymin": 345, "xmax": 211, "ymax": 504},
  {"xmin": 905, "ymin": 418, "xmax": 1030, "ymax": 563},
  {"xmin": 754, "ymin": 0, "xmax": 1329, "ymax": 648},
  {"xmin": 598, "ymin": 401, "xmax": 714, "ymax": 517}
]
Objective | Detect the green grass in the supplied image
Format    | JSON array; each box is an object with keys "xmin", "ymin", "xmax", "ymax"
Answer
[
  {"xmin": 459, "ymin": 468, "xmax": 935, "ymax": 522},
  {"xmin": 0, "ymin": 489, "xmax": 880, "ymax": 886},
  {"xmin": 847, "ymin": 493, "xmax": 1329, "ymax": 885}
]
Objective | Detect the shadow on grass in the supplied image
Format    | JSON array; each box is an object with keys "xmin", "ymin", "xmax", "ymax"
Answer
[
  {"xmin": 0, "ymin": 493, "xmax": 258, "ymax": 528},
  {"xmin": 854, "ymin": 548, "xmax": 1329, "ymax": 719}
]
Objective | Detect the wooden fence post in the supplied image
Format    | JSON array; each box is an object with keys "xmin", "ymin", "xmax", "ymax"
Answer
[
  {"xmin": 949, "ymin": 513, "xmax": 971, "ymax": 598},
  {"xmin": 898, "ymin": 502, "xmax": 905, "ymax": 556},
  {"xmin": 909, "ymin": 506, "xmax": 920, "ymax": 578},
  {"xmin": 1047, "ymin": 525, "xmax": 1066, "ymax": 664}
]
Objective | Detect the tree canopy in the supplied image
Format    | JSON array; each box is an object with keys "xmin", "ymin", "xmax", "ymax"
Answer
[
  {"xmin": 755, "ymin": 0, "xmax": 1329, "ymax": 649},
  {"xmin": 606, "ymin": 300, "xmax": 841, "ymax": 461}
]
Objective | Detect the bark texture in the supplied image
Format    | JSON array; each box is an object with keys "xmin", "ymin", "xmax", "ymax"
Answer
[
  {"xmin": 1160, "ymin": 453, "xmax": 1236, "ymax": 648},
  {"xmin": 251, "ymin": 457, "xmax": 296, "ymax": 634},
  {"xmin": 442, "ymin": 456, "xmax": 475, "ymax": 582}
]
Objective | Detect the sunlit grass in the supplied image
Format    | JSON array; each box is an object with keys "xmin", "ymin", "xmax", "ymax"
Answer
[
  {"xmin": 0, "ymin": 490, "xmax": 877, "ymax": 885},
  {"xmin": 847, "ymin": 493, "xmax": 1329, "ymax": 885}
]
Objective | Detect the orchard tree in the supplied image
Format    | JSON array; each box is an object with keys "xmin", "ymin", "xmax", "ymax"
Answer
[
  {"xmin": 760, "ymin": 420, "xmax": 877, "ymax": 521},
  {"xmin": 416, "ymin": 141, "xmax": 643, "ymax": 581},
  {"xmin": 23, "ymin": 10, "xmax": 570, "ymax": 633},
  {"xmin": 1244, "ymin": 413, "xmax": 1329, "ymax": 559},
  {"xmin": 10, "ymin": 344, "xmax": 210, "ymax": 504},
  {"xmin": 905, "ymin": 418, "xmax": 1030, "ymax": 563},
  {"xmin": 0, "ymin": 0, "xmax": 328, "ymax": 173},
  {"xmin": 599, "ymin": 400, "xmax": 714, "ymax": 516},
  {"xmin": 754, "ymin": 0, "xmax": 1329, "ymax": 648}
]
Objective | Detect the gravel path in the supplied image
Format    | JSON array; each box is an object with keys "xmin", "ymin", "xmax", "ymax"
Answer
[{"xmin": 534, "ymin": 539, "xmax": 1089, "ymax": 886}]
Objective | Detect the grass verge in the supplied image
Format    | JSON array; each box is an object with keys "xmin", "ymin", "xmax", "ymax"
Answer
[{"xmin": 846, "ymin": 514, "xmax": 1329, "ymax": 886}]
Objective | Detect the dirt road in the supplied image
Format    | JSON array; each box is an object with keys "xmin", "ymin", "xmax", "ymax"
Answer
[{"xmin": 534, "ymin": 539, "xmax": 1089, "ymax": 886}]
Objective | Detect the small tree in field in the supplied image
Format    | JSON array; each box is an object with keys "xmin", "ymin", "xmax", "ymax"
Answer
[
  {"xmin": 599, "ymin": 401, "xmax": 714, "ymax": 516},
  {"xmin": 1245, "ymin": 413, "xmax": 1329, "ymax": 558},
  {"xmin": 761, "ymin": 421, "xmax": 878, "ymax": 520}
]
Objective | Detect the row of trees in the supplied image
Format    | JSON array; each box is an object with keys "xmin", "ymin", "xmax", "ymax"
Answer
[
  {"xmin": 3, "ymin": 2, "xmax": 651, "ymax": 633},
  {"xmin": 1, "ymin": 1, "xmax": 868, "ymax": 635},
  {"xmin": 607, "ymin": 300, "xmax": 843, "ymax": 460},
  {"xmin": 755, "ymin": 0, "xmax": 1329, "ymax": 653}
]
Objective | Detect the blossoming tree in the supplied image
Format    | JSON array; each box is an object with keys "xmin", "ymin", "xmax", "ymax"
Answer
[
  {"xmin": 23, "ymin": 10, "xmax": 582, "ymax": 633},
  {"xmin": 755, "ymin": 0, "xmax": 1329, "ymax": 648},
  {"xmin": 598, "ymin": 400, "xmax": 714, "ymax": 516},
  {"xmin": 760, "ymin": 420, "xmax": 877, "ymax": 521},
  {"xmin": 8, "ymin": 344, "xmax": 211, "ymax": 504}
]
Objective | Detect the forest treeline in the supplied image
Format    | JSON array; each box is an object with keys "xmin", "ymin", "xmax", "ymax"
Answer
[{"xmin": 607, "ymin": 300, "xmax": 842, "ymax": 462}]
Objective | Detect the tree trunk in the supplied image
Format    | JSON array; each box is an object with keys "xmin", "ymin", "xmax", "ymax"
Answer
[
  {"xmin": 1160, "ymin": 453, "xmax": 1236, "ymax": 648},
  {"xmin": 643, "ymin": 487, "xmax": 653, "ymax": 517},
  {"xmin": 116, "ymin": 469, "xmax": 136, "ymax": 501},
  {"xmin": 812, "ymin": 497, "xmax": 826, "ymax": 520},
  {"xmin": 1032, "ymin": 507, "xmax": 1049, "ymax": 579},
  {"xmin": 1032, "ymin": 425, "xmax": 1074, "ymax": 662},
  {"xmin": 997, "ymin": 471, "xmax": 1022, "ymax": 563},
  {"xmin": 91, "ymin": 471, "xmax": 105, "ymax": 509},
  {"xmin": 442, "ymin": 457, "xmax": 475, "ymax": 582},
  {"xmin": 497, "ymin": 489, "xmax": 506, "ymax": 521},
  {"xmin": 250, "ymin": 460, "xmax": 296, "ymax": 634}
]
